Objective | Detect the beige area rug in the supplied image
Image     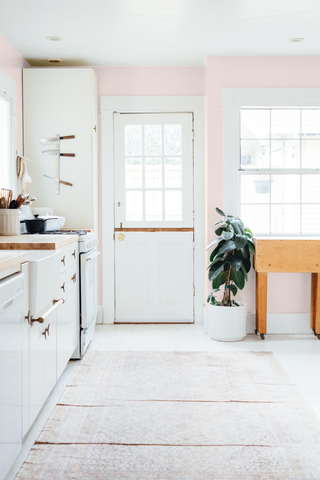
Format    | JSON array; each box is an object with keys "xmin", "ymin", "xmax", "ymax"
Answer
[{"xmin": 16, "ymin": 352, "xmax": 320, "ymax": 479}]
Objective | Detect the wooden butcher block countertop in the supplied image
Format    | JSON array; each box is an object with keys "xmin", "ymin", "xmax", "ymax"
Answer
[
  {"xmin": 0, "ymin": 251, "xmax": 28, "ymax": 273},
  {"xmin": 0, "ymin": 234, "xmax": 78, "ymax": 251}
]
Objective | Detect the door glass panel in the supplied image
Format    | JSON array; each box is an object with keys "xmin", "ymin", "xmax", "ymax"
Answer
[
  {"xmin": 126, "ymin": 191, "xmax": 143, "ymax": 221},
  {"xmin": 164, "ymin": 125, "xmax": 181, "ymax": 155},
  {"xmin": 165, "ymin": 190, "xmax": 182, "ymax": 221},
  {"xmin": 145, "ymin": 158, "xmax": 162, "ymax": 188},
  {"xmin": 145, "ymin": 125, "xmax": 162, "ymax": 155},
  {"xmin": 146, "ymin": 191, "xmax": 162, "ymax": 221},
  {"xmin": 165, "ymin": 158, "xmax": 181, "ymax": 188},
  {"xmin": 241, "ymin": 109, "xmax": 270, "ymax": 139},
  {"xmin": 126, "ymin": 158, "xmax": 142, "ymax": 188},
  {"xmin": 125, "ymin": 125, "xmax": 142, "ymax": 156}
]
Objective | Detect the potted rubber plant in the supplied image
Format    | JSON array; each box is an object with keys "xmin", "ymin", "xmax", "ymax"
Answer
[{"xmin": 206, "ymin": 207, "xmax": 255, "ymax": 341}]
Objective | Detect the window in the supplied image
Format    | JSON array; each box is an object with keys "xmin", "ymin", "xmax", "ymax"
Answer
[
  {"xmin": 0, "ymin": 95, "xmax": 11, "ymax": 188},
  {"xmin": 240, "ymin": 108, "xmax": 320, "ymax": 234}
]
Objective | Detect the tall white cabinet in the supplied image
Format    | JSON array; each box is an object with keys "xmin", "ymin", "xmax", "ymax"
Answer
[{"xmin": 23, "ymin": 68, "xmax": 98, "ymax": 231}]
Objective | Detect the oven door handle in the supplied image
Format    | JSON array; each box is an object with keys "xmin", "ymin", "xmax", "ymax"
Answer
[{"xmin": 85, "ymin": 251, "xmax": 100, "ymax": 262}]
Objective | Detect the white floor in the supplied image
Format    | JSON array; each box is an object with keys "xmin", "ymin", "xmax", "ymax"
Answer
[{"xmin": 5, "ymin": 324, "xmax": 320, "ymax": 480}]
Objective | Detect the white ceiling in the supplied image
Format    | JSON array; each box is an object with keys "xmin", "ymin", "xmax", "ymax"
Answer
[{"xmin": 1, "ymin": 0, "xmax": 320, "ymax": 67}]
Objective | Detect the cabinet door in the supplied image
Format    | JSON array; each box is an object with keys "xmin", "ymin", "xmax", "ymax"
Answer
[
  {"xmin": 44, "ymin": 315, "xmax": 57, "ymax": 399},
  {"xmin": 29, "ymin": 323, "xmax": 45, "ymax": 425},
  {"xmin": 21, "ymin": 262, "xmax": 30, "ymax": 437},
  {"xmin": 67, "ymin": 264, "xmax": 79, "ymax": 356}
]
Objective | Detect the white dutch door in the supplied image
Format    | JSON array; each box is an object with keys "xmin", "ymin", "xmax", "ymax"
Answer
[{"xmin": 114, "ymin": 113, "xmax": 194, "ymax": 323}]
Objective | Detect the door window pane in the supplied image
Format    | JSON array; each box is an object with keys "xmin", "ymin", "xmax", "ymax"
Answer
[
  {"xmin": 145, "ymin": 125, "xmax": 162, "ymax": 155},
  {"xmin": 271, "ymin": 110, "xmax": 300, "ymax": 139},
  {"xmin": 125, "ymin": 125, "xmax": 142, "ymax": 156},
  {"xmin": 271, "ymin": 205, "xmax": 300, "ymax": 233},
  {"xmin": 271, "ymin": 175, "xmax": 300, "ymax": 203},
  {"xmin": 241, "ymin": 110, "xmax": 270, "ymax": 139},
  {"xmin": 146, "ymin": 191, "xmax": 162, "ymax": 221},
  {"xmin": 165, "ymin": 158, "xmax": 181, "ymax": 187},
  {"xmin": 145, "ymin": 158, "xmax": 162, "ymax": 188},
  {"xmin": 240, "ymin": 205, "xmax": 269, "ymax": 234},
  {"xmin": 126, "ymin": 191, "xmax": 143, "ymax": 221},
  {"xmin": 164, "ymin": 125, "xmax": 181, "ymax": 155},
  {"xmin": 240, "ymin": 140, "xmax": 270, "ymax": 169},
  {"xmin": 270, "ymin": 140, "xmax": 300, "ymax": 169},
  {"xmin": 126, "ymin": 158, "xmax": 142, "ymax": 188},
  {"xmin": 165, "ymin": 191, "xmax": 182, "ymax": 221}
]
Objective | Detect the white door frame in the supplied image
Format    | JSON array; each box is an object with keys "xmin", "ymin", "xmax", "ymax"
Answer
[{"xmin": 101, "ymin": 96, "xmax": 204, "ymax": 324}]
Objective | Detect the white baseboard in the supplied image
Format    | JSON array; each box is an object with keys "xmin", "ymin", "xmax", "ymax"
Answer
[
  {"xmin": 96, "ymin": 305, "xmax": 103, "ymax": 324},
  {"xmin": 103, "ymin": 314, "xmax": 115, "ymax": 325},
  {"xmin": 247, "ymin": 313, "xmax": 312, "ymax": 335},
  {"xmin": 195, "ymin": 315, "xmax": 203, "ymax": 325}
]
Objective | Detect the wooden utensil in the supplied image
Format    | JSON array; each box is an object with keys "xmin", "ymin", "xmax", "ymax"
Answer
[
  {"xmin": 0, "ymin": 197, "xmax": 6, "ymax": 209},
  {"xmin": 43, "ymin": 174, "xmax": 73, "ymax": 186}
]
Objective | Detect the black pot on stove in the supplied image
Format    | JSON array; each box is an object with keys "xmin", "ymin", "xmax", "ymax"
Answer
[{"xmin": 20, "ymin": 214, "xmax": 57, "ymax": 234}]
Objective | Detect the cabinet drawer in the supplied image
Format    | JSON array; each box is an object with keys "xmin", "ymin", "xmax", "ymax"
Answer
[{"xmin": 60, "ymin": 242, "xmax": 78, "ymax": 273}]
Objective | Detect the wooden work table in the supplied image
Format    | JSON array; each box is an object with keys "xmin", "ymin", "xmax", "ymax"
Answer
[
  {"xmin": 0, "ymin": 234, "xmax": 79, "ymax": 250},
  {"xmin": 253, "ymin": 236, "xmax": 320, "ymax": 339}
]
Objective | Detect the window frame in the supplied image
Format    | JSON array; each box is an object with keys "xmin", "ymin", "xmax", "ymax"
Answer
[{"xmin": 222, "ymin": 88, "xmax": 320, "ymax": 236}]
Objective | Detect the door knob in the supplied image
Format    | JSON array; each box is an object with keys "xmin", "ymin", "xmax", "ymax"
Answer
[{"xmin": 118, "ymin": 233, "xmax": 124, "ymax": 241}]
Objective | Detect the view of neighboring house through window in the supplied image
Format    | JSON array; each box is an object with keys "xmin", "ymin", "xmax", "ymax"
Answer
[
  {"xmin": 0, "ymin": 95, "xmax": 10, "ymax": 189},
  {"xmin": 240, "ymin": 108, "xmax": 320, "ymax": 234}
]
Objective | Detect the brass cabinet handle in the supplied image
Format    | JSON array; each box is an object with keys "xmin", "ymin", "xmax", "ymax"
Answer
[
  {"xmin": 46, "ymin": 324, "xmax": 50, "ymax": 337},
  {"xmin": 25, "ymin": 310, "xmax": 31, "ymax": 325},
  {"xmin": 71, "ymin": 273, "xmax": 76, "ymax": 283},
  {"xmin": 94, "ymin": 125, "xmax": 97, "ymax": 132},
  {"xmin": 72, "ymin": 249, "xmax": 76, "ymax": 259},
  {"xmin": 61, "ymin": 282, "xmax": 65, "ymax": 292},
  {"xmin": 61, "ymin": 255, "xmax": 65, "ymax": 266},
  {"xmin": 42, "ymin": 329, "xmax": 47, "ymax": 339}
]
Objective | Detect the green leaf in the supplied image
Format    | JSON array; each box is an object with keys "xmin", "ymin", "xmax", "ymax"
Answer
[
  {"xmin": 210, "ymin": 297, "xmax": 216, "ymax": 305},
  {"xmin": 229, "ymin": 255, "xmax": 242, "ymax": 272},
  {"xmin": 230, "ymin": 284, "xmax": 238, "ymax": 296},
  {"xmin": 215, "ymin": 226, "xmax": 227, "ymax": 236},
  {"xmin": 212, "ymin": 219, "xmax": 225, "ymax": 227},
  {"xmin": 247, "ymin": 242, "xmax": 255, "ymax": 255},
  {"xmin": 240, "ymin": 246, "xmax": 248, "ymax": 259},
  {"xmin": 222, "ymin": 231, "xmax": 233, "ymax": 240},
  {"xmin": 206, "ymin": 237, "xmax": 222, "ymax": 251},
  {"xmin": 242, "ymin": 257, "xmax": 251, "ymax": 273},
  {"xmin": 219, "ymin": 240, "xmax": 236, "ymax": 254},
  {"xmin": 230, "ymin": 269, "xmax": 245, "ymax": 290},
  {"xmin": 210, "ymin": 244, "xmax": 221, "ymax": 262},
  {"xmin": 212, "ymin": 271, "xmax": 227, "ymax": 289},
  {"xmin": 216, "ymin": 207, "xmax": 226, "ymax": 216},
  {"xmin": 207, "ymin": 255, "xmax": 224, "ymax": 270},
  {"xmin": 240, "ymin": 264, "xmax": 248, "ymax": 281},
  {"xmin": 234, "ymin": 234, "xmax": 247, "ymax": 249},
  {"xmin": 231, "ymin": 220, "xmax": 245, "ymax": 235},
  {"xmin": 209, "ymin": 262, "xmax": 224, "ymax": 281}
]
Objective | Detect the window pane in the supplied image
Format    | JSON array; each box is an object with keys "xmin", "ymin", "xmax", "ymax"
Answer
[
  {"xmin": 240, "ymin": 110, "xmax": 269, "ymax": 139},
  {"xmin": 301, "ymin": 140, "xmax": 320, "ymax": 168},
  {"xmin": 302, "ymin": 205, "xmax": 320, "ymax": 233},
  {"xmin": 126, "ymin": 191, "xmax": 143, "ymax": 221},
  {"xmin": 126, "ymin": 158, "xmax": 142, "ymax": 188},
  {"xmin": 302, "ymin": 175, "xmax": 320, "ymax": 203},
  {"xmin": 165, "ymin": 190, "xmax": 182, "ymax": 221},
  {"xmin": 302, "ymin": 110, "xmax": 320, "ymax": 136},
  {"xmin": 146, "ymin": 191, "xmax": 162, "ymax": 221},
  {"xmin": 240, "ymin": 175, "xmax": 270, "ymax": 204},
  {"xmin": 271, "ymin": 110, "xmax": 300, "ymax": 139},
  {"xmin": 271, "ymin": 205, "xmax": 300, "ymax": 233},
  {"xmin": 164, "ymin": 124, "xmax": 181, "ymax": 155},
  {"xmin": 125, "ymin": 125, "xmax": 142, "ymax": 156},
  {"xmin": 145, "ymin": 158, "xmax": 162, "ymax": 188},
  {"xmin": 165, "ymin": 158, "xmax": 181, "ymax": 187},
  {"xmin": 271, "ymin": 175, "xmax": 300, "ymax": 203},
  {"xmin": 270, "ymin": 140, "xmax": 300, "ymax": 169},
  {"xmin": 0, "ymin": 97, "xmax": 10, "ymax": 188},
  {"xmin": 145, "ymin": 125, "xmax": 162, "ymax": 155},
  {"xmin": 240, "ymin": 205, "xmax": 269, "ymax": 234},
  {"xmin": 240, "ymin": 140, "xmax": 270, "ymax": 169}
]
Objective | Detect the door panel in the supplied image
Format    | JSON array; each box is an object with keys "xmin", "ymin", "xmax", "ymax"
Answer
[{"xmin": 114, "ymin": 112, "xmax": 194, "ymax": 323}]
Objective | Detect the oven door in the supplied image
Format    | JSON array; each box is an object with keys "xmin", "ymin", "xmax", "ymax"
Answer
[{"xmin": 80, "ymin": 249, "xmax": 100, "ymax": 329}]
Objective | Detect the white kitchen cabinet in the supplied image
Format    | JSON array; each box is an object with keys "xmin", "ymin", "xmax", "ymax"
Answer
[
  {"xmin": 21, "ymin": 262, "xmax": 30, "ymax": 438},
  {"xmin": 23, "ymin": 68, "xmax": 98, "ymax": 230}
]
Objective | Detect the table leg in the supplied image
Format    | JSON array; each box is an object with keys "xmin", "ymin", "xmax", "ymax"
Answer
[
  {"xmin": 311, "ymin": 273, "xmax": 320, "ymax": 336},
  {"xmin": 256, "ymin": 272, "xmax": 267, "ymax": 337}
]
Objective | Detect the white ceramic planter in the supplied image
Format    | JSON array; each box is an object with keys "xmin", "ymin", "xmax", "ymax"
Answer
[{"xmin": 208, "ymin": 303, "xmax": 247, "ymax": 342}]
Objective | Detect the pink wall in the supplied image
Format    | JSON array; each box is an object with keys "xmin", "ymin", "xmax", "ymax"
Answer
[
  {"xmin": 0, "ymin": 35, "xmax": 29, "ymax": 154},
  {"xmin": 204, "ymin": 56, "xmax": 320, "ymax": 314}
]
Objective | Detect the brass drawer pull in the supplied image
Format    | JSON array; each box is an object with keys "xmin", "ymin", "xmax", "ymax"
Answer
[
  {"xmin": 31, "ymin": 298, "xmax": 65, "ymax": 325},
  {"xmin": 42, "ymin": 329, "xmax": 47, "ymax": 339},
  {"xmin": 61, "ymin": 255, "xmax": 65, "ymax": 266},
  {"xmin": 61, "ymin": 282, "xmax": 65, "ymax": 292},
  {"xmin": 71, "ymin": 273, "xmax": 76, "ymax": 283},
  {"xmin": 72, "ymin": 249, "xmax": 76, "ymax": 259},
  {"xmin": 25, "ymin": 310, "xmax": 31, "ymax": 325}
]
